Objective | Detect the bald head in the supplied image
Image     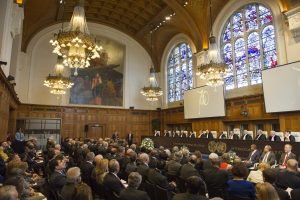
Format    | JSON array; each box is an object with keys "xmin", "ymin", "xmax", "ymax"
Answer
[
  {"xmin": 108, "ymin": 159, "xmax": 120, "ymax": 173},
  {"xmin": 286, "ymin": 159, "xmax": 298, "ymax": 172}
]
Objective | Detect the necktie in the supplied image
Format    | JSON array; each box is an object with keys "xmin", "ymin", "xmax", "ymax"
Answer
[{"xmin": 283, "ymin": 153, "xmax": 288, "ymax": 166}]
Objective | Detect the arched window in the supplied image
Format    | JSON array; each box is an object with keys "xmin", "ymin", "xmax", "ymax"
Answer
[
  {"xmin": 221, "ymin": 4, "xmax": 277, "ymax": 90},
  {"xmin": 167, "ymin": 43, "xmax": 193, "ymax": 102}
]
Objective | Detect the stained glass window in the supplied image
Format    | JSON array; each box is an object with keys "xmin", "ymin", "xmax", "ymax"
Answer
[
  {"xmin": 221, "ymin": 3, "xmax": 277, "ymax": 90},
  {"xmin": 167, "ymin": 43, "xmax": 193, "ymax": 102}
]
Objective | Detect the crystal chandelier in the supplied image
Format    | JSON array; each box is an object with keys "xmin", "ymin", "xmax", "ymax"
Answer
[
  {"xmin": 141, "ymin": 67, "xmax": 163, "ymax": 101},
  {"xmin": 196, "ymin": 0, "xmax": 228, "ymax": 87},
  {"xmin": 50, "ymin": 0, "xmax": 102, "ymax": 76},
  {"xmin": 44, "ymin": 57, "xmax": 74, "ymax": 95}
]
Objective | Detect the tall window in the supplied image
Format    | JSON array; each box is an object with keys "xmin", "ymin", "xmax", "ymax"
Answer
[
  {"xmin": 221, "ymin": 4, "xmax": 277, "ymax": 90},
  {"xmin": 167, "ymin": 43, "xmax": 193, "ymax": 102}
]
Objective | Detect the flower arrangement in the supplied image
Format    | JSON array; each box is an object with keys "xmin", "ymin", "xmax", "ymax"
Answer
[
  {"xmin": 228, "ymin": 150, "xmax": 237, "ymax": 164},
  {"xmin": 141, "ymin": 138, "xmax": 154, "ymax": 150}
]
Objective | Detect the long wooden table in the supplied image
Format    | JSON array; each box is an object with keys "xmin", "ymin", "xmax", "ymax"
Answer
[{"xmin": 141, "ymin": 136, "xmax": 299, "ymax": 160}]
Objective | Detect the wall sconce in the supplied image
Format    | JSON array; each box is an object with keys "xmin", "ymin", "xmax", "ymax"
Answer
[
  {"xmin": 14, "ymin": 0, "xmax": 25, "ymax": 7},
  {"xmin": 240, "ymin": 105, "xmax": 248, "ymax": 117}
]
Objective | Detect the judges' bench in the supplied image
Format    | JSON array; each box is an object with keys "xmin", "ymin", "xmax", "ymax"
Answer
[{"xmin": 141, "ymin": 136, "xmax": 299, "ymax": 160}]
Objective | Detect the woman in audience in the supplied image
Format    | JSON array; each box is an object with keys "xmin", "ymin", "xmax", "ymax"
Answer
[
  {"xmin": 95, "ymin": 158, "xmax": 109, "ymax": 185},
  {"xmin": 220, "ymin": 153, "xmax": 232, "ymax": 170},
  {"xmin": 227, "ymin": 163, "xmax": 255, "ymax": 200},
  {"xmin": 247, "ymin": 162, "xmax": 270, "ymax": 184},
  {"xmin": 256, "ymin": 182, "xmax": 280, "ymax": 200}
]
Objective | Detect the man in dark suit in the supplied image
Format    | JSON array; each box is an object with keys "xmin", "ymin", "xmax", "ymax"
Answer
[
  {"xmin": 199, "ymin": 130, "xmax": 213, "ymax": 139},
  {"xmin": 179, "ymin": 155, "xmax": 200, "ymax": 180},
  {"xmin": 166, "ymin": 151, "xmax": 182, "ymax": 176},
  {"xmin": 112, "ymin": 131, "xmax": 119, "ymax": 141},
  {"xmin": 61, "ymin": 167, "xmax": 82, "ymax": 200},
  {"xmin": 243, "ymin": 144, "xmax": 260, "ymax": 167},
  {"xmin": 242, "ymin": 130, "xmax": 253, "ymax": 140},
  {"xmin": 263, "ymin": 168, "xmax": 290, "ymax": 200},
  {"xmin": 255, "ymin": 129, "xmax": 267, "ymax": 141},
  {"xmin": 103, "ymin": 159, "xmax": 125, "ymax": 197},
  {"xmin": 218, "ymin": 131, "xmax": 227, "ymax": 139},
  {"xmin": 49, "ymin": 157, "xmax": 67, "ymax": 192},
  {"xmin": 284, "ymin": 131, "xmax": 296, "ymax": 142},
  {"xmin": 80, "ymin": 152, "xmax": 95, "ymax": 186},
  {"xmin": 279, "ymin": 144, "xmax": 296, "ymax": 169},
  {"xmin": 276, "ymin": 159, "xmax": 300, "ymax": 190},
  {"xmin": 268, "ymin": 130, "xmax": 281, "ymax": 141},
  {"xmin": 136, "ymin": 153, "xmax": 149, "ymax": 180},
  {"xmin": 173, "ymin": 176, "xmax": 208, "ymax": 200},
  {"xmin": 126, "ymin": 132, "xmax": 134, "ymax": 146},
  {"xmin": 203, "ymin": 153, "xmax": 229, "ymax": 199},
  {"xmin": 120, "ymin": 172, "xmax": 150, "ymax": 200},
  {"xmin": 228, "ymin": 131, "xmax": 239, "ymax": 140},
  {"xmin": 189, "ymin": 131, "xmax": 196, "ymax": 138},
  {"xmin": 259, "ymin": 145, "xmax": 276, "ymax": 165}
]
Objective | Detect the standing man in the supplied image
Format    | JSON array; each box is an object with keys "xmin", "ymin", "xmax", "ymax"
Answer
[
  {"xmin": 112, "ymin": 131, "xmax": 119, "ymax": 141},
  {"xmin": 127, "ymin": 131, "xmax": 134, "ymax": 146},
  {"xmin": 15, "ymin": 128, "xmax": 25, "ymax": 142}
]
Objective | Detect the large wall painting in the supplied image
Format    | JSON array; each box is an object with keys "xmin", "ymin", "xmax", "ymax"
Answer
[{"xmin": 69, "ymin": 36, "xmax": 124, "ymax": 106}]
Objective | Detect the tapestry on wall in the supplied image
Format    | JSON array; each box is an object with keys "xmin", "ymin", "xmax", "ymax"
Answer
[{"xmin": 69, "ymin": 36, "xmax": 124, "ymax": 106}]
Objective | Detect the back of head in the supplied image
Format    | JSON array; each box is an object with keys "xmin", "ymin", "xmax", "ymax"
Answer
[
  {"xmin": 262, "ymin": 168, "xmax": 277, "ymax": 184},
  {"xmin": 108, "ymin": 159, "xmax": 119, "ymax": 173},
  {"xmin": 128, "ymin": 172, "xmax": 142, "ymax": 189},
  {"xmin": 148, "ymin": 157, "xmax": 158, "ymax": 169},
  {"xmin": 139, "ymin": 153, "xmax": 149, "ymax": 164},
  {"xmin": 174, "ymin": 151, "xmax": 183, "ymax": 162},
  {"xmin": 231, "ymin": 163, "xmax": 248, "ymax": 178},
  {"xmin": 209, "ymin": 153, "xmax": 219, "ymax": 166},
  {"xmin": 286, "ymin": 159, "xmax": 298, "ymax": 172},
  {"xmin": 73, "ymin": 183, "xmax": 93, "ymax": 200},
  {"xmin": 256, "ymin": 182, "xmax": 280, "ymax": 200},
  {"xmin": 258, "ymin": 162, "xmax": 270, "ymax": 171},
  {"xmin": 66, "ymin": 167, "xmax": 81, "ymax": 184},
  {"xmin": 86, "ymin": 152, "xmax": 95, "ymax": 162},
  {"xmin": 128, "ymin": 151, "xmax": 137, "ymax": 162},
  {"xmin": 189, "ymin": 155, "xmax": 197, "ymax": 165},
  {"xmin": 186, "ymin": 176, "xmax": 206, "ymax": 195},
  {"xmin": 0, "ymin": 185, "xmax": 19, "ymax": 200}
]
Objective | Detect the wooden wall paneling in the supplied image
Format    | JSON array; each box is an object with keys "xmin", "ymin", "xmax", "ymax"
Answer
[{"xmin": 279, "ymin": 113, "xmax": 300, "ymax": 131}]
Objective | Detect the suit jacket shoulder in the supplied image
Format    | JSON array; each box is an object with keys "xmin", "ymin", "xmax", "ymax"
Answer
[{"xmin": 120, "ymin": 187, "xmax": 150, "ymax": 200}]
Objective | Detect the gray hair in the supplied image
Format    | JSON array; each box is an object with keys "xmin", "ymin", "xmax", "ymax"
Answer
[
  {"xmin": 0, "ymin": 185, "xmax": 18, "ymax": 200},
  {"xmin": 86, "ymin": 152, "xmax": 95, "ymax": 161},
  {"xmin": 108, "ymin": 159, "xmax": 120, "ymax": 173},
  {"xmin": 139, "ymin": 153, "xmax": 149, "ymax": 164},
  {"xmin": 66, "ymin": 167, "xmax": 81, "ymax": 183},
  {"xmin": 128, "ymin": 172, "xmax": 142, "ymax": 189}
]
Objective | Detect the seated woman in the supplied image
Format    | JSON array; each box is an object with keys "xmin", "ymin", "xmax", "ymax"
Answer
[
  {"xmin": 247, "ymin": 162, "xmax": 270, "ymax": 184},
  {"xmin": 220, "ymin": 153, "xmax": 233, "ymax": 170},
  {"xmin": 227, "ymin": 163, "xmax": 255, "ymax": 200}
]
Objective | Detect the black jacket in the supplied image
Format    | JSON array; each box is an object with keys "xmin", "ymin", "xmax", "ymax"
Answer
[
  {"xmin": 276, "ymin": 170, "xmax": 300, "ymax": 190},
  {"xmin": 120, "ymin": 187, "xmax": 150, "ymax": 200},
  {"xmin": 173, "ymin": 193, "xmax": 209, "ymax": 200},
  {"xmin": 103, "ymin": 172, "xmax": 125, "ymax": 195},
  {"xmin": 49, "ymin": 171, "xmax": 67, "ymax": 192},
  {"xmin": 268, "ymin": 135, "xmax": 281, "ymax": 141},
  {"xmin": 80, "ymin": 161, "xmax": 94, "ymax": 186},
  {"xmin": 179, "ymin": 163, "xmax": 199, "ymax": 180},
  {"xmin": 255, "ymin": 134, "xmax": 267, "ymax": 141}
]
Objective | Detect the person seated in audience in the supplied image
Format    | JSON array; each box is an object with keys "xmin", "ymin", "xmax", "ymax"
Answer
[
  {"xmin": 247, "ymin": 162, "xmax": 270, "ymax": 184},
  {"xmin": 194, "ymin": 151, "xmax": 205, "ymax": 173},
  {"xmin": 228, "ymin": 131, "xmax": 239, "ymax": 140},
  {"xmin": 80, "ymin": 152, "xmax": 95, "ymax": 187},
  {"xmin": 61, "ymin": 167, "xmax": 82, "ymax": 200},
  {"xmin": 166, "ymin": 151, "xmax": 182, "ymax": 177},
  {"xmin": 49, "ymin": 156, "xmax": 67, "ymax": 192},
  {"xmin": 103, "ymin": 159, "xmax": 125, "ymax": 196},
  {"xmin": 189, "ymin": 131, "xmax": 196, "ymax": 138},
  {"xmin": 0, "ymin": 143, "xmax": 9, "ymax": 162},
  {"xmin": 256, "ymin": 182, "xmax": 280, "ymax": 200},
  {"xmin": 242, "ymin": 130, "xmax": 253, "ymax": 140},
  {"xmin": 279, "ymin": 144, "xmax": 296, "ymax": 169},
  {"xmin": 218, "ymin": 131, "xmax": 227, "ymax": 139},
  {"xmin": 203, "ymin": 153, "xmax": 229, "ymax": 199},
  {"xmin": 227, "ymin": 163, "xmax": 256, "ymax": 200},
  {"xmin": 263, "ymin": 168, "xmax": 290, "ymax": 200},
  {"xmin": 73, "ymin": 182, "xmax": 93, "ymax": 200},
  {"xmin": 179, "ymin": 154, "xmax": 200, "ymax": 180},
  {"xmin": 120, "ymin": 172, "xmax": 150, "ymax": 200},
  {"xmin": 243, "ymin": 144, "xmax": 260, "ymax": 168},
  {"xmin": 219, "ymin": 153, "xmax": 232, "ymax": 170},
  {"xmin": 125, "ymin": 151, "xmax": 137, "ymax": 176},
  {"xmin": 259, "ymin": 145, "xmax": 276, "ymax": 166},
  {"xmin": 276, "ymin": 159, "xmax": 300, "ymax": 190},
  {"xmin": 0, "ymin": 185, "xmax": 19, "ymax": 200},
  {"xmin": 284, "ymin": 131, "xmax": 296, "ymax": 142},
  {"xmin": 172, "ymin": 176, "xmax": 208, "ymax": 200},
  {"xmin": 137, "ymin": 153, "xmax": 150, "ymax": 180},
  {"xmin": 95, "ymin": 158, "xmax": 108, "ymax": 185},
  {"xmin": 268, "ymin": 130, "xmax": 281, "ymax": 141},
  {"xmin": 255, "ymin": 129, "xmax": 267, "ymax": 141},
  {"xmin": 180, "ymin": 148, "xmax": 190, "ymax": 165}
]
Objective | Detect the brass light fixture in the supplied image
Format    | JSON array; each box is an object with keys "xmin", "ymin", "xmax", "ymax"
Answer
[
  {"xmin": 50, "ymin": 0, "xmax": 102, "ymax": 76},
  {"xmin": 44, "ymin": 56, "xmax": 74, "ymax": 95},
  {"xmin": 196, "ymin": 0, "xmax": 228, "ymax": 87},
  {"xmin": 141, "ymin": 32, "xmax": 163, "ymax": 101}
]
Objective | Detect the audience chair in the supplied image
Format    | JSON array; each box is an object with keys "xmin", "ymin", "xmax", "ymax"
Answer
[
  {"xmin": 144, "ymin": 180, "xmax": 157, "ymax": 200},
  {"xmin": 176, "ymin": 177, "xmax": 186, "ymax": 193},
  {"xmin": 291, "ymin": 189, "xmax": 300, "ymax": 200},
  {"xmin": 155, "ymin": 185, "xmax": 170, "ymax": 200}
]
